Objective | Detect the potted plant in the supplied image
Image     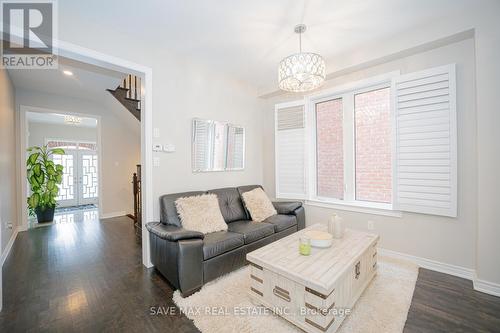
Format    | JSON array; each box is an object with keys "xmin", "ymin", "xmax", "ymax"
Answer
[{"xmin": 26, "ymin": 145, "xmax": 65, "ymax": 223}]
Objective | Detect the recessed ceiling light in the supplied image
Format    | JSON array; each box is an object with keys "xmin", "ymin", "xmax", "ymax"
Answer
[
  {"xmin": 63, "ymin": 70, "xmax": 73, "ymax": 76},
  {"xmin": 64, "ymin": 115, "xmax": 82, "ymax": 124}
]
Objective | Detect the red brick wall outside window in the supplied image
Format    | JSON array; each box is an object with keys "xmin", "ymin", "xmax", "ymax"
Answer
[
  {"xmin": 316, "ymin": 98, "xmax": 344, "ymax": 199},
  {"xmin": 354, "ymin": 87, "xmax": 392, "ymax": 203}
]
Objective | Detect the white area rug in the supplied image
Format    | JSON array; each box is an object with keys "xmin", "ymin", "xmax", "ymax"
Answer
[{"xmin": 173, "ymin": 256, "xmax": 418, "ymax": 333}]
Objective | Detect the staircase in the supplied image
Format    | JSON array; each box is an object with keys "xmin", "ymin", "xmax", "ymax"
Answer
[{"xmin": 107, "ymin": 74, "xmax": 142, "ymax": 121}]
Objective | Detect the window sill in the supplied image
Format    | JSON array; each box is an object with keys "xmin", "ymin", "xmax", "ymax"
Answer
[{"xmin": 305, "ymin": 199, "xmax": 402, "ymax": 218}]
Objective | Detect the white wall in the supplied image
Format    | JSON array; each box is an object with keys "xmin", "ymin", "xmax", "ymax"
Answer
[
  {"xmin": 0, "ymin": 68, "xmax": 17, "ymax": 254},
  {"xmin": 17, "ymin": 90, "xmax": 140, "ymax": 217},
  {"xmin": 263, "ymin": 38, "xmax": 477, "ymax": 271},
  {"xmin": 28, "ymin": 122, "xmax": 97, "ymax": 147},
  {"xmin": 151, "ymin": 60, "xmax": 266, "ymax": 219}
]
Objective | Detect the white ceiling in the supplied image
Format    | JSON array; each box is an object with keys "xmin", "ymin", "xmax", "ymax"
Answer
[
  {"xmin": 58, "ymin": 0, "xmax": 471, "ymax": 94},
  {"xmin": 27, "ymin": 111, "xmax": 98, "ymax": 128},
  {"xmin": 8, "ymin": 57, "xmax": 125, "ymax": 102}
]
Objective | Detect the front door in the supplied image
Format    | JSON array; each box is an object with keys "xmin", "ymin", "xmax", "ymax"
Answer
[
  {"xmin": 52, "ymin": 148, "xmax": 98, "ymax": 207},
  {"xmin": 78, "ymin": 151, "xmax": 98, "ymax": 205}
]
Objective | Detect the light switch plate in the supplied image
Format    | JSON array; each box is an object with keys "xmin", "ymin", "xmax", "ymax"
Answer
[
  {"xmin": 153, "ymin": 157, "xmax": 160, "ymax": 167},
  {"xmin": 153, "ymin": 127, "xmax": 160, "ymax": 138}
]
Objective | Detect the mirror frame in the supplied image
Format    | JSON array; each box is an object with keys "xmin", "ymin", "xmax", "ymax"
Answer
[{"xmin": 191, "ymin": 118, "xmax": 245, "ymax": 172}]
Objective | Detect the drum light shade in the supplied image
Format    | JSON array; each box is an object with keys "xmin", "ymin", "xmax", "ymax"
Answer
[{"xmin": 278, "ymin": 24, "xmax": 326, "ymax": 93}]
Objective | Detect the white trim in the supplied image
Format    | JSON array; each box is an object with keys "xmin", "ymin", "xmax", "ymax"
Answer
[
  {"xmin": 305, "ymin": 200, "xmax": 402, "ymax": 218},
  {"xmin": 14, "ymin": 35, "xmax": 153, "ymax": 267},
  {"xmin": 307, "ymin": 71, "xmax": 400, "ymax": 102},
  {"xmin": 1, "ymin": 227, "xmax": 19, "ymax": 268},
  {"xmin": 100, "ymin": 211, "xmax": 127, "ymax": 219},
  {"xmin": 390, "ymin": 79, "xmax": 399, "ymax": 210},
  {"xmin": 473, "ymin": 278, "xmax": 500, "ymax": 298},
  {"xmin": 380, "ymin": 248, "xmax": 500, "ymax": 297},
  {"xmin": 379, "ymin": 248, "xmax": 474, "ymax": 280}
]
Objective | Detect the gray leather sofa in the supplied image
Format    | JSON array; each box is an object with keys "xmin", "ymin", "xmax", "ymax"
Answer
[{"xmin": 146, "ymin": 185, "xmax": 305, "ymax": 296}]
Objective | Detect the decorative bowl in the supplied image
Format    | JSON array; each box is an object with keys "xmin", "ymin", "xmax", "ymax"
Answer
[{"xmin": 304, "ymin": 230, "xmax": 333, "ymax": 248}]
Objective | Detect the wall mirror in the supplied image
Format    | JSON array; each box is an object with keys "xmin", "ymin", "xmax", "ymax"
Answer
[{"xmin": 192, "ymin": 118, "xmax": 245, "ymax": 172}]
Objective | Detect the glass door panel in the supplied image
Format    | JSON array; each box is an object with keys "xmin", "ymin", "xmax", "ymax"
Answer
[{"xmin": 79, "ymin": 152, "xmax": 98, "ymax": 204}]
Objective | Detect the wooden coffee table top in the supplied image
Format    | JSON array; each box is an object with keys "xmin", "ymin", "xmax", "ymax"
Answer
[{"xmin": 247, "ymin": 224, "xmax": 379, "ymax": 295}]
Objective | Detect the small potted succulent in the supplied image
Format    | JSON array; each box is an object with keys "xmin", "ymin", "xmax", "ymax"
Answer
[{"xmin": 26, "ymin": 145, "xmax": 65, "ymax": 223}]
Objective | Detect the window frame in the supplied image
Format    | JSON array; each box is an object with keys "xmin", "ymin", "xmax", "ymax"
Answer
[
  {"xmin": 45, "ymin": 138, "xmax": 98, "ymax": 151},
  {"xmin": 306, "ymin": 72, "xmax": 400, "ymax": 212}
]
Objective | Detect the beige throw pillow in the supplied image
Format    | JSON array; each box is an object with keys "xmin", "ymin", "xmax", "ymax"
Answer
[
  {"xmin": 175, "ymin": 194, "xmax": 227, "ymax": 234},
  {"xmin": 241, "ymin": 188, "xmax": 277, "ymax": 222}
]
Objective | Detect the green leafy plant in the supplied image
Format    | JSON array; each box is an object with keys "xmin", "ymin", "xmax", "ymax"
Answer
[{"xmin": 26, "ymin": 145, "xmax": 65, "ymax": 216}]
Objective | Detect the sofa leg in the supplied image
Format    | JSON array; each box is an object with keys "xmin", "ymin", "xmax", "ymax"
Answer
[{"xmin": 180, "ymin": 286, "xmax": 201, "ymax": 298}]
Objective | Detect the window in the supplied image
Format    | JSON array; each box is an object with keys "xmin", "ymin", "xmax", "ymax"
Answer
[
  {"xmin": 46, "ymin": 140, "xmax": 97, "ymax": 151},
  {"xmin": 354, "ymin": 87, "xmax": 392, "ymax": 203},
  {"xmin": 316, "ymin": 98, "xmax": 344, "ymax": 199},
  {"xmin": 312, "ymin": 83, "xmax": 392, "ymax": 206},
  {"xmin": 275, "ymin": 65, "xmax": 457, "ymax": 217}
]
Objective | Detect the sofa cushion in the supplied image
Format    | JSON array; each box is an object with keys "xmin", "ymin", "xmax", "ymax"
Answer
[
  {"xmin": 159, "ymin": 191, "xmax": 205, "ymax": 226},
  {"xmin": 237, "ymin": 185, "xmax": 263, "ymax": 219},
  {"xmin": 237, "ymin": 184, "xmax": 263, "ymax": 195},
  {"xmin": 202, "ymin": 231, "xmax": 244, "ymax": 260},
  {"xmin": 241, "ymin": 188, "xmax": 277, "ymax": 222},
  {"xmin": 264, "ymin": 214, "xmax": 297, "ymax": 232},
  {"xmin": 207, "ymin": 187, "xmax": 247, "ymax": 223},
  {"xmin": 227, "ymin": 220, "xmax": 275, "ymax": 244},
  {"xmin": 175, "ymin": 194, "xmax": 227, "ymax": 234}
]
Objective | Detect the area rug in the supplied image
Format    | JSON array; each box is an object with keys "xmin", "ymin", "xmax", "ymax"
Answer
[{"xmin": 173, "ymin": 256, "xmax": 418, "ymax": 333}]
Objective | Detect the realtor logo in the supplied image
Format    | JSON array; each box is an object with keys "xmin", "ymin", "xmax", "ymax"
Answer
[{"xmin": 1, "ymin": 0, "xmax": 58, "ymax": 68}]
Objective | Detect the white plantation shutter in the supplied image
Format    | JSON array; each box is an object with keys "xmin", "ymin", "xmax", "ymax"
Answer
[
  {"xmin": 226, "ymin": 126, "xmax": 245, "ymax": 169},
  {"xmin": 392, "ymin": 64, "xmax": 457, "ymax": 217},
  {"xmin": 192, "ymin": 119, "xmax": 211, "ymax": 171},
  {"xmin": 275, "ymin": 101, "xmax": 307, "ymax": 199}
]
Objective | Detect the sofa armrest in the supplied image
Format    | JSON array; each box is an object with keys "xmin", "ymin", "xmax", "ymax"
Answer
[
  {"xmin": 272, "ymin": 201, "xmax": 303, "ymax": 215},
  {"xmin": 146, "ymin": 222, "xmax": 204, "ymax": 241},
  {"xmin": 148, "ymin": 225, "xmax": 204, "ymax": 297}
]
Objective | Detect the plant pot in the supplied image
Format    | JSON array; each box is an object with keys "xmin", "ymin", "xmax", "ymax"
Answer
[{"xmin": 35, "ymin": 206, "xmax": 55, "ymax": 223}]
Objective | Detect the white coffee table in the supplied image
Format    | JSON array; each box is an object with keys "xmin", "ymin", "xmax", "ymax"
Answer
[{"xmin": 247, "ymin": 224, "xmax": 379, "ymax": 333}]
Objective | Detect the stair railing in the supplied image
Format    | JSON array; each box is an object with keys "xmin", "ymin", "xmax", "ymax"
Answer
[
  {"xmin": 121, "ymin": 74, "xmax": 142, "ymax": 110},
  {"xmin": 132, "ymin": 164, "xmax": 142, "ymax": 237}
]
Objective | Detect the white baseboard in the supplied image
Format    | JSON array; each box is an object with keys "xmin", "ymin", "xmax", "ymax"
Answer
[
  {"xmin": 474, "ymin": 277, "xmax": 500, "ymax": 297},
  {"xmin": 378, "ymin": 248, "xmax": 475, "ymax": 280},
  {"xmin": 1, "ymin": 226, "xmax": 19, "ymax": 267},
  {"xmin": 379, "ymin": 248, "xmax": 500, "ymax": 297},
  {"xmin": 100, "ymin": 211, "xmax": 127, "ymax": 219}
]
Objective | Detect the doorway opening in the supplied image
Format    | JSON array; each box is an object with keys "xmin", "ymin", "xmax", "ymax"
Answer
[
  {"xmin": 25, "ymin": 111, "xmax": 102, "ymax": 228},
  {"xmin": 12, "ymin": 38, "xmax": 153, "ymax": 266}
]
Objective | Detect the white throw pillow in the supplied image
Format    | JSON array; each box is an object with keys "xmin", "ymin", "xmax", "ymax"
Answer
[
  {"xmin": 175, "ymin": 194, "xmax": 227, "ymax": 234},
  {"xmin": 241, "ymin": 188, "xmax": 277, "ymax": 222}
]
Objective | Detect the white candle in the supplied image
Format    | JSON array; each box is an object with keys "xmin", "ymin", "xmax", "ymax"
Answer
[
  {"xmin": 334, "ymin": 216, "xmax": 344, "ymax": 239},
  {"xmin": 328, "ymin": 214, "xmax": 336, "ymax": 235}
]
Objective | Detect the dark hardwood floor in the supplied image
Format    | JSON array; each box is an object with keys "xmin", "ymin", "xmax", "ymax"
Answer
[
  {"xmin": 405, "ymin": 268, "xmax": 500, "ymax": 333},
  {"xmin": 1, "ymin": 213, "xmax": 499, "ymax": 332},
  {"xmin": 0, "ymin": 214, "xmax": 199, "ymax": 333}
]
